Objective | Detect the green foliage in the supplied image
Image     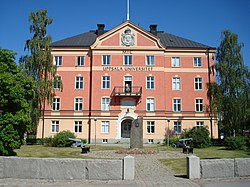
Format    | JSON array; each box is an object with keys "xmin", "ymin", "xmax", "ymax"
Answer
[
  {"xmin": 51, "ymin": 131, "xmax": 76, "ymax": 147},
  {"xmin": 163, "ymin": 137, "xmax": 180, "ymax": 146},
  {"xmin": 181, "ymin": 127, "xmax": 211, "ymax": 148},
  {"xmin": 0, "ymin": 48, "xmax": 34, "ymax": 155},
  {"xmin": 225, "ymin": 136, "xmax": 247, "ymax": 150}
]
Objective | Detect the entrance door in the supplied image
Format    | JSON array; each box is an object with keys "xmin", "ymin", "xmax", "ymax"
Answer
[
  {"xmin": 121, "ymin": 119, "xmax": 132, "ymax": 138},
  {"xmin": 124, "ymin": 76, "xmax": 132, "ymax": 93}
]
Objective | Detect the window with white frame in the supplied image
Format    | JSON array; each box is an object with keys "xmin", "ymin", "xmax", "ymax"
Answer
[
  {"xmin": 54, "ymin": 56, "xmax": 62, "ymax": 66},
  {"xmin": 146, "ymin": 98, "xmax": 155, "ymax": 111},
  {"xmin": 195, "ymin": 77, "xmax": 203, "ymax": 90},
  {"xmin": 194, "ymin": 57, "xmax": 202, "ymax": 67},
  {"xmin": 124, "ymin": 55, "xmax": 132, "ymax": 65},
  {"xmin": 172, "ymin": 57, "xmax": 180, "ymax": 67},
  {"xmin": 174, "ymin": 121, "xmax": 182, "ymax": 134},
  {"xmin": 195, "ymin": 99, "xmax": 203, "ymax": 112},
  {"xmin": 196, "ymin": 121, "xmax": 204, "ymax": 128},
  {"xmin": 52, "ymin": 98, "xmax": 60, "ymax": 111},
  {"xmin": 101, "ymin": 121, "xmax": 109, "ymax": 133},
  {"xmin": 102, "ymin": 55, "xmax": 110, "ymax": 66},
  {"xmin": 77, "ymin": 56, "xmax": 84, "ymax": 66},
  {"xmin": 173, "ymin": 98, "xmax": 181, "ymax": 112},
  {"xmin": 75, "ymin": 76, "xmax": 83, "ymax": 89},
  {"xmin": 172, "ymin": 77, "xmax": 181, "ymax": 90},
  {"xmin": 146, "ymin": 55, "xmax": 154, "ymax": 66},
  {"xmin": 102, "ymin": 76, "xmax": 110, "ymax": 89},
  {"xmin": 51, "ymin": 120, "xmax": 59, "ymax": 133},
  {"xmin": 74, "ymin": 98, "xmax": 83, "ymax": 111},
  {"xmin": 147, "ymin": 121, "xmax": 155, "ymax": 134},
  {"xmin": 101, "ymin": 97, "xmax": 110, "ymax": 111},
  {"xmin": 53, "ymin": 76, "xmax": 62, "ymax": 89},
  {"xmin": 74, "ymin": 121, "xmax": 82, "ymax": 133},
  {"xmin": 146, "ymin": 76, "xmax": 155, "ymax": 89}
]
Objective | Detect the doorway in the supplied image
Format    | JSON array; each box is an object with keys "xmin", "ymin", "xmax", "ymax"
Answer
[{"xmin": 121, "ymin": 119, "xmax": 132, "ymax": 138}]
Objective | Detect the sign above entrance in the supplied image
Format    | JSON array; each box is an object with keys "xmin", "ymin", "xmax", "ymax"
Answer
[{"xmin": 103, "ymin": 66, "xmax": 153, "ymax": 71}]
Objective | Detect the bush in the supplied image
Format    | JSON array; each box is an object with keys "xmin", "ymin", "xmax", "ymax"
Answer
[
  {"xmin": 51, "ymin": 130, "xmax": 76, "ymax": 147},
  {"xmin": 225, "ymin": 136, "xmax": 246, "ymax": 150},
  {"xmin": 164, "ymin": 137, "xmax": 180, "ymax": 146},
  {"xmin": 181, "ymin": 127, "xmax": 211, "ymax": 148}
]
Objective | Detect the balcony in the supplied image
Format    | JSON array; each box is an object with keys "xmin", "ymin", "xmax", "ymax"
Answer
[{"xmin": 112, "ymin": 86, "xmax": 142, "ymax": 97}]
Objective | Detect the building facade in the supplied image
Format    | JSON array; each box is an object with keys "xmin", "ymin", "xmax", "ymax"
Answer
[{"xmin": 37, "ymin": 21, "xmax": 218, "ymax": 143}]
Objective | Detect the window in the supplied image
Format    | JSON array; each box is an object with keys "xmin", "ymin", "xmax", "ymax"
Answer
[
  {"xmin": 102, "ymin": 139, "xmax": 108, "ymax": 143},
  {"xmin": 195, "ymin": 99, "xmax": 203, "ymax": 112},
  {"xmin": 172, "ymin": 57, "xmax": 180, "ymax": 67},
  {"xmin": 146, "ymin": 76, "xmax": 155, "ymax": 89},
  {"xmin": 173, "ymin": 99, "xmax": 181, "ymax": 112},
  {"xmin": 52, "ymin": 98, "xmax": 60, "ymax": 111},
  {"xmin": 194, "ymin": 57, "xmax": 202, "ymax": 67},
  {"xmin": 146, "ymin": 56, "xmax": 154, "ymax": 66},
  {"xmin": 54, "ymin": 76, "xmax": 62, "ymax": 89},
  {"xmin": 196, "ymin": 121, "xmax": 204, "ymax": 128},
  {"xmin": 172, "ymin": 77, "xmax": 181, "ymax": 90},
  {"xmin": 54, "ymin": 56, "xmax": 62, "ymax": 66},
  {"xmin": 174, "ymin": 121, "xmax": 182, "ymax": 134},
  {"xmin": 146, "ymin": 98, "xmax": 155, "ymax": 111},
  {"xmin": 101, "ymin": 98, "xmax": 110, "ymax": 111},
  {"xmin": 77, "ymin": 56, "xmax": 84, "ymax": 66},
  {"xmin": 102, "ymin": 55, "xmax": 110, "ymax": 66},
  {"xmin": 74, "ymin": 121, "xmax": 82, "ymax": 133},
  {"xmin": 75, "ymin": 76, "xmax": 83, "ymax": 89},
  {"xmin": 124, "ymin": 55, "xmax": 132, "ymax": 65},
  {"xmin": 195, "ymin": 77, "xmax": 203, "ymax": 90},
  {"xmin": 148, "ymin": 139, "xmax": 154, "ymax": 143},
  {"xmin": 102, "ymin": 76, "xmax": 110, "ymax": 89},
  {"xmin": 101, "ymin": 121, "xmax": 109, "ymax": 133},
  {"xmin": 74, "ymin": 98, "xmax": 83, "ymax": 111},
  {"xmin": 147, "ymin": 121, "xmax": 155, "ymax": 134},
  {"xmin": 51, "ymin": 121, "xmax": 59, "ymax": 133}
]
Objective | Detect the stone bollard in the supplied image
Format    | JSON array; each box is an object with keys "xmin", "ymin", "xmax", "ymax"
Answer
[
  {"xmin": 123, "ymin": 155, "xmax": 135, "ymax": 180},
  {"xmin": 187, "ymin": 155, "xmax": 200, "ymax": 179}
]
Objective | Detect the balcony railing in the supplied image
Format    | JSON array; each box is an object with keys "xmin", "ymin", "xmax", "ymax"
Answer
[{"xmin": 112, "ymin": 86, "xmax": 142, "ymax": 96}]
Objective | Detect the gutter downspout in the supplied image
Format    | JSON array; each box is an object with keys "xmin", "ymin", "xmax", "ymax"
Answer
[
  {"xmin": 88, "ymin": 48, "xmax": 93, "ymax": 144},
  {"xmin": 207, "ymin": 48, "xmax": 213, "ymax": 139}
]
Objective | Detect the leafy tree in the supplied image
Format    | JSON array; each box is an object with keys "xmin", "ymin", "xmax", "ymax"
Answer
[
  {"xmin": 0, "ymin": 48, "xmax": 34, "ymax": 155},
  {"xmin": 215, "ymin": 30, "xmax": 250, "ymax": 136},
  {"xmin": 21, "ymin": 9, "xmax": 58, "ymax": 137}
]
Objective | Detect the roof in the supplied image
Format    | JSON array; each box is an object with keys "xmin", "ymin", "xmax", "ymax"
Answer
[{"xmin": 51, "ymin": 26, "xmax": 214, "ymax": 49}]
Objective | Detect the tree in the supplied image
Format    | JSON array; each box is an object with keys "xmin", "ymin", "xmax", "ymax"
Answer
[
  {"xmin": 21, "ymin": 9, "xmax": 58, "ymax": 137},
  {"xmin": 0, "ymin": 48, "xmax": 34, "ymax": 155},
  {"xmin": 215, "ymin": 30, "xmax": 250, "ymax": 136}
]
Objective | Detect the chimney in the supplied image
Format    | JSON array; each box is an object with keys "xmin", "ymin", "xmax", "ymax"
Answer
[
  {"xmin": 150, "ymin": 24, "xmax": 157, "ymax": 35},
  {"xmin": 97, "ymin": 24, "xmax": 105, "ymax": 35}
]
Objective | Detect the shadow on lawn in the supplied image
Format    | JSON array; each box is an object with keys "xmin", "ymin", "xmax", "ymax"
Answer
[{"xmin": 174, "ymin": 174, "xmax": 188, "ymax": 179}]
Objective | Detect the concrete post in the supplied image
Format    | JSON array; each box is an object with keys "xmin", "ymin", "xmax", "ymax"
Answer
[
  {"xmin": 123, "ymin": 155, "xmax": 135, "ymax": 180},
  {"xmin": 187, "ymin": 155, "xmax": 200, "ymax": 179}
]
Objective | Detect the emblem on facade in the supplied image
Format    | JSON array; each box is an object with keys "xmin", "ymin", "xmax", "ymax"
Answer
[{"xmin": 121, "ymin": 28, "xmax": 135, "ymax": 46}]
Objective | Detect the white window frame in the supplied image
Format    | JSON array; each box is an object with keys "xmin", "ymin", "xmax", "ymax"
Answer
[
  {"xmin": 172, "ymin": 57, "xmax": 180, "ymax": 67},
  {"xmin": 174, "ymin": 121, "xmax": 182, "ymax": 134},
  {"xmin": 75, "ymin": 76, "xmax": 83, "ymax": 89},
  {"xmin": 146, "ymin": 55, "xmax": 154, "ymax": 66},
  {"xmin": 54, "ymin": 75, "xmax": 62, "ymax": 89},
  {"xmin": 54, "ymin": 56, "xmax": 62, "ymax": 66},
  {"xmin": 101, "ymin": 121, "xmax": 110, "ymax": 133},
  {"xmin": 146, "ymin": 76, "xmax": 155, "ymax": 89},
  {"xmin": 102, "ymin": 55, "xmax": 110, "ymax": 66},
  {"xmin": 52, "ymin": 98, "xmax": 60, "ymax": 111},
  {"xmin": 77, "ymin": 56, "xmax": 84, "ymax": 66},
  {"xmin": 101, "ymin": 97, "xmax": 110, "ymax": 111},
  {"xmin": 195, "ymin": 77, "xmax": 203, "ymax": 90},
  {"xmin": 124, "ymin": 55, "xmax": 132, "ymax": 65},
  {"xmin": 74, "ymin": 121, "xmax": 82, "ymax": 133},
  {"xmin": 146, "ymin": 98, "xmax": 155, "ymax": 111},
  {"xmin": 194, "ymin": 57, "xmax": 202, "ymax": 67},
  {"xmin": 195, "ymin": 99, "xmax": 204, "ymax": 112},
  {"xmin": 102, "ymin": 76, "xmax": 110, "ymax": 89},
  {"xmin": 51, "ymin": 120, "xmax": 59, "ymax": 133},
  {"xmin": 172, "ymin": 77, "xmax": 181, "ymax": 90},
  {"xmin": 196, "ymin": 121, "xmax": 204, "ymax": 128},
  {"xmin": 74, "ymin": 98, "xmax": 83, "ymax": 111},
  {"xmin": 173, "ymin": 98, "xmax": 181, "ymax": 112},
  {"xmin": 147, "ymin": 121, "xmax": 155, "ymax": 134}
]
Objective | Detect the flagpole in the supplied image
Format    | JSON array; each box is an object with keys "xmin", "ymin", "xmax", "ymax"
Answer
[{"xmin": 127, "ymin": 0, "xmax": 130, "ymax": 21}]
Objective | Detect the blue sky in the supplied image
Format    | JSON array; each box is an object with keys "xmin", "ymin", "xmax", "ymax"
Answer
[{"xmin": 1, "ymin": 0, "xmax": 249, "ymax": 67}]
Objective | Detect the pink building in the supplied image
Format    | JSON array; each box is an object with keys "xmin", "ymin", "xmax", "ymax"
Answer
[{"xmin": 37, "ymin": 21, "xmax": 218, "ymax": 143}]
